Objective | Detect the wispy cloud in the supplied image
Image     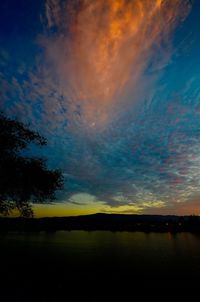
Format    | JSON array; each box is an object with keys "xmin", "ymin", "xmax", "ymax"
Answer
[{"xmin": 40, "ymin": 0, "xmax": 190, "ymax": 129}]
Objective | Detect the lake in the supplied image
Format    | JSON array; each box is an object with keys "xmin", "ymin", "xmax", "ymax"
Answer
[{"xmin": 1, "ymin": 231, "xmax": 200, "ymax": 300}]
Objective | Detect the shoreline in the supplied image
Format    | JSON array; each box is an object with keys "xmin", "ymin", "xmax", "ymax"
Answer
[{"xmin": 1, "ymin": 213, "xmax": 200, "ymax": 233}]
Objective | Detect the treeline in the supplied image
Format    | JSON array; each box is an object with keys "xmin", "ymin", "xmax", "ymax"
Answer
[
  {"xmin": 1, "ymin": 213, "xmax": 200, "ymax": 232},
  {"xmin": 0, "ymin": 113, "xmax": 63, "ymax": 217}
]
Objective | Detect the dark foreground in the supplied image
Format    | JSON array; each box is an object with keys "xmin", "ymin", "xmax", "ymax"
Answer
[
  {"xmin": 1, "ymin": 213, "xmax": 200, "ymax": 232},
  {"xmin": 1, "ymin": 230, "xmax": 200, "ymax": 301}
]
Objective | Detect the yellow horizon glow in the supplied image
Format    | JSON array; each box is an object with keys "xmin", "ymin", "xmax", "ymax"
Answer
[{"xmin": 33, "ymin": 204, "xmax": 99, "ymax": 217}]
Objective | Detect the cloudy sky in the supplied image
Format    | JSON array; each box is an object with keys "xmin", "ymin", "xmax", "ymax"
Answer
[{"xmin": 1, "ymin": 0, "xmax": 200, "ymax": 216}]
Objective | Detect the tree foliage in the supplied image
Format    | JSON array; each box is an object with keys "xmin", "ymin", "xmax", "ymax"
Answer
[{"xmin": 0, "ymin": 113, "xmax": 63, "ymax": 217}]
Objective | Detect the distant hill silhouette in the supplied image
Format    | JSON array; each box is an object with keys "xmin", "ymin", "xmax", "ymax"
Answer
[{"xmin": 1, "ymin": 213, "xmax": 200, "ymax": 232}]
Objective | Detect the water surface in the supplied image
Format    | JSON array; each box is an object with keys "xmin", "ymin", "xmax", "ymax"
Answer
[{"xmin": 1, "ymin": 231, "xmax": 200, "ymax": 299}]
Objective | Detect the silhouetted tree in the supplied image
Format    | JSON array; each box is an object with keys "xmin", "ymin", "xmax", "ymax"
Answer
[{"xmin": 0, "ymin": 113, "xmax": 63, "ymax": 217}]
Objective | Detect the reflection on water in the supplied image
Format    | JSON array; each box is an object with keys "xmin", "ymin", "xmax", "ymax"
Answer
[{"xmin": 1, "ymin": 231, "xmax": 200, "ymax": 298}]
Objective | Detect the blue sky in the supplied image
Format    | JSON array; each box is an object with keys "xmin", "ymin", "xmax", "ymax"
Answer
[{"xmin": 1, "ymin": 0, "xmax": 200, "ymax": 216}]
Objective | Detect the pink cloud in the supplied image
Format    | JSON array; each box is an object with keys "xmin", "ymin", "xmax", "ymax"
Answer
[{"xmin": 39, "ymin": 0, "xmax": 191, "ymax": 131}]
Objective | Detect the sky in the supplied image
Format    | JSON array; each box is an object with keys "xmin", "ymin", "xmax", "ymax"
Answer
[{"xmin": 1, "ymin": 0, "xmax": 200, "ymax": 217}]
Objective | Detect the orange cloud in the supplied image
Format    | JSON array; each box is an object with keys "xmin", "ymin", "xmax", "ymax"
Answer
[{"xmin": 43, "ymin": 0, "xmax": 190, "ymax": 129}]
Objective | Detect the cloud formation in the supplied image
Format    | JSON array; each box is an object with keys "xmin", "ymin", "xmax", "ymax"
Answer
[
  {"xmin": 2, "ymin": 0, "xmax": 200, "ymax": 215},
  {"xmin": 42, "ymin": 0, "xmax": 190, "ymax": 129}
]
